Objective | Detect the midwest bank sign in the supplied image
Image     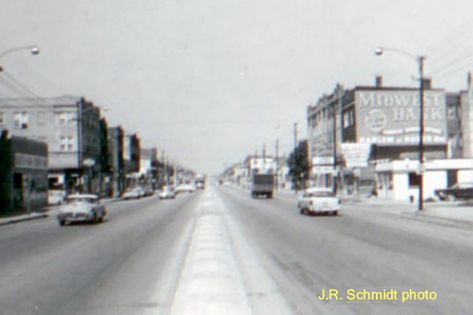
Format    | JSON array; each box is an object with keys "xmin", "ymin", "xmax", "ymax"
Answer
[{"xmin": 355, "ymin": 90, "xmax": 447, "ymax": 145}]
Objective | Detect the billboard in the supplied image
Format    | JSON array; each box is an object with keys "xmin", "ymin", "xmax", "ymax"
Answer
[{"xmin": 355, "ymin": 90, "xmax": 447, "ymax": 145}]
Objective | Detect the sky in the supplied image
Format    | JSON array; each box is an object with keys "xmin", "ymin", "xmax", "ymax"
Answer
[{"xmin": 1, "ymin": 0, "xmax": 473, "ymax": 175}]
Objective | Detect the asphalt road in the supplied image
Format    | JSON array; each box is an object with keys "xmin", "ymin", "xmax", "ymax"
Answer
[{"xmin": 1, "ymin": 185, "xmax": 472, "ymax": 315}]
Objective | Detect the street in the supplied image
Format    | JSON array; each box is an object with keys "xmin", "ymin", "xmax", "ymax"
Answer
[{"xmin": 1, "ymin": 186, "xmax": 472, "ymax": 315}]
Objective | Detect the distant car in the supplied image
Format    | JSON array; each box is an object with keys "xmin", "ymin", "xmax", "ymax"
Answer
[
  {"xmin": 123, "ymin": 187, "xmax": 143, "ymax": 200},
  {"xmin": 159, "ymin": 186, "xmax": 176, "ymax": 199},
  {"xmin": 435, "ymin": 182, "xmax": 473, "ymax": 201},
  {"xmin": 143, "ymin": 186, "xmax": 154, "ymax": 197},
  {"xmin": 57, "ymin": 194, "xmax": 106, "ymax": 226},
  {"xmin": 48, "ymin": 189, "xmax": 66, "ymax": 205},
  {"xmin": 297, "ymin": 187, "xmax": 341, "ymax": 216},
  {"xmin": 176, "ymin": 184, "xmax": 195, "ymax": 193}
]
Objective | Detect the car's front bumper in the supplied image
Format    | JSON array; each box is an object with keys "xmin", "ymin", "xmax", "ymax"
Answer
[{"xmin": 58, "ymin": 212, "xmax": 94, "ymax": 222}]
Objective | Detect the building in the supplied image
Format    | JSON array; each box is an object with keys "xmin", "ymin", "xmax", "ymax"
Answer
[
  {"xmin": 140, "ymin": 147, "xmax": 158, "ymax": 189},
  {"xmin": 0, "ymin": 96, "xmax": 103, "ymax": 194},
  {"xmin": 243, "ymin": 155, "xmax": 276, "ymax": 176},
  {"xmin": 0, "ymin": 130, "xmax": 48, "ymax": 213},
  {"xmin": 123, "ymin": 133, "xmax": 141, "ymax": 189},
  {"xmin": 307, "ymin": 78, "xmax": 458, "ymax": 199},
  {"xmin": 107, "ymin": 126, "xmax": 125, "ymax": 197}
]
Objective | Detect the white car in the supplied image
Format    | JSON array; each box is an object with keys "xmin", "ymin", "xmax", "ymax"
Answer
[
  {"xmin": 297, "ymin": 188, "xmax": 341, "ymax": 216},
  {"xmin": 57, "ymin": 194, "xmax": 106, "ymax": 226},
  {"xmin": 48, "ymin": 189, "xmax": 66, "ymax": 205},
  {"xmin": 123, "ymin": 187, "xmax": 143, "ymax": 200},
  {"xmin": 159, "ymin": 186, "xmax": 176, "ymax": 199}
]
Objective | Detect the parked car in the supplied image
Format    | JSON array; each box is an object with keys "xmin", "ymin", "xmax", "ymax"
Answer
[
  {"xmin": 143, "ymin": 186, "xmax": 155, "ymax": 197},
  {"xmin": 48, "ymin": 189, "xmax": 66, "ymax": 205},
  {"xmin": 57, "ymin": 194, "xmax": 106, "ymax": 226},
  {"xmin": 159, "ymin": 186, "xmax": 176, "ymax": 199},
  {"xmin": 123, "ymin": 187, "xmax": 143, "ymax": 200},
  {"xmin": 297, "ymin": 187, "xmax": 341, "ymax": 216},
  {"xmin": 435, "ymin": 182, "xmax": 473, "ymax": 201}
]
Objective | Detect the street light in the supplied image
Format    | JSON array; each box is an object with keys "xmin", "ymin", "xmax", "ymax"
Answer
[
  {"xmin": 0, "ymin": 45, "xmax": 40, "ymax": 59},
  {"xmin": 0, "ymin": 45, "xmax": 40, "ymax": 72},
  {"xmin": 375, "ymin": 46, "xmax": 426, "ymax": 211}
]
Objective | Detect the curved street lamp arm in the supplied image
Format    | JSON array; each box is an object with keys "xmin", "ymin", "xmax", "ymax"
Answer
[
  {"xmin": 375, "ymin": 46, "xmax": 422, "ymax": 61},
  {"xmin": 0, "ymin": 45, "xmax": 39, "ymax": 59}
]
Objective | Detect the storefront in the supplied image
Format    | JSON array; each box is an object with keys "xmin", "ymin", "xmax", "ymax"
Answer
[
  {"xmin": 375, "ymin": 159, "xmax": 473, "ymax": 201},
  {"xmin": 0, "ymin": 132, "xmax": 48, "ymax": 213}
]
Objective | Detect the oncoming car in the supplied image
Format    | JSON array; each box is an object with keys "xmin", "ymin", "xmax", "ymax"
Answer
[
  {"xmin": 297, "ymin": 187, "xmax": 341, "ymax": 216},
  {"xmin": 57, "ymin": 194, "xmax": 106, "ymax": 226}
]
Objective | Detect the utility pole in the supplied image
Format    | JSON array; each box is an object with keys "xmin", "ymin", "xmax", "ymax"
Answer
[
  {"xmin": 262, "ymin": 143, "xmax": 266, "ymax": 173},
  {"xmin": 332, "ymin": 100, "xmax": 337, "ymax": 195},
  {"xmin": 275, "ymin": 139, "xmax": 279, "ymax": 192},
  {"xmin": 294, "ymin": 122, "xmax": 298, "ymax": 193},
  {"xmin": 418, "ymin": 56, "xmax": 425, "ymax": 211}
]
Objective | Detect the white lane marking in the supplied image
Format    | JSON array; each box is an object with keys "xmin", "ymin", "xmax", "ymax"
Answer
[{"xmin": 169, "ymin": 188, "xmax": 252, "ymax": 315}]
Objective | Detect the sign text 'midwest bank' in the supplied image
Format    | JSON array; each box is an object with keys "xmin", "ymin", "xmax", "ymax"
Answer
[
  {"xmin": 355, "ymin": 90, "xmax": 447, "ymax": 145},
  {"xmin": 358, "ymin": 91, "xmax": 443, "ymax": 108}
]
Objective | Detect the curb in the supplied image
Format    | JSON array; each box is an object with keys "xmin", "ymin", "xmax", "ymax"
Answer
[{"xmin": 0, "ymin": 213, "xmax": 49, "ymax": 227}]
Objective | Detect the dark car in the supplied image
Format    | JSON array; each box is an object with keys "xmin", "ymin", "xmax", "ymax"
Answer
[{"xmin": 435, "ymin": 182, "xmax": 473, "ymax": 201}]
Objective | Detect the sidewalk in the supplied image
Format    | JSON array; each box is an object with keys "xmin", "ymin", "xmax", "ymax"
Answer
[
  {"xmin": 344, "ymin": 195, "xmax": 473, "ymax": 226},
  {"xmin": 0, "ymin": 212, "xmax": 48, "ymax": 226}
]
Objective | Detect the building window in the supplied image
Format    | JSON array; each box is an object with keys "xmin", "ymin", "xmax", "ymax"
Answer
[
  {"xmin": 59, "ymin": 136, "xmax": 74, "ymax": 151},
  {"xmin": 408, "ymin": 172, "xmax": 420, "ymax": 187},
  {"xmin": 343, "ymin": 109, "xmax": 354, "ymax": 128},
  {"xmin": 56, "ymin": 112, "xmax": 76, "ymax": 125},
  {"xmin": 14, "ymin": 112, "xmax": 28, "ymax": 129},
  {"xmin": 37, "ymin": 111, "xmax": 46, "ymax": 125},
  {"xmin": 447, "ymin": 106, "xmax": 457, "ymax": 119}
]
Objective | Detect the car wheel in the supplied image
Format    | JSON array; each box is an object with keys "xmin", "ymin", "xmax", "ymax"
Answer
[
  {"xmin": 333, "ymin": 211, "xmax": 338, "ymax": 216},
  {"xmin": 300, "ymin": 208, "xmax": 305, "ymax": 215},
  {"xmin": 59, "ymin": 220, "xmax": 66, "ymax": 226}
]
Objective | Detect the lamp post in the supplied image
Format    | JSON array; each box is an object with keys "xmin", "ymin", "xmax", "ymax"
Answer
[
  {"xmin": 0, "ymin": 45, "xmax": 40, "ymax": 71},
  {"xmin": 375, "ymin": 46, "xmax": 425, "ymax": 211}
]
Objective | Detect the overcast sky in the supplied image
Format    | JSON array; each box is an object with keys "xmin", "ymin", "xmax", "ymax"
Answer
[{"xmin": 1, "ymin": 0, "xmax": 473, "ymax": 174}]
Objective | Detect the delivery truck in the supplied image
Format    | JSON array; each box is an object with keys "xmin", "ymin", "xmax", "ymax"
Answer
[{"xmin": 251, "ymin": 174, "xmax": 274, "ymax": 199}]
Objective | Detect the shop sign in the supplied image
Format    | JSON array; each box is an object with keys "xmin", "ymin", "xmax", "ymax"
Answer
[
  {"xmin": 14, "ymin": 153, "xmax": 48, "ymax": 170},
  {"xmin": 355, "ymin": 90, "xmax": 447, "ymax": 145},
  {"xmin": 341, "ymin": 143, "xmax": 371, "ymax": 168}
]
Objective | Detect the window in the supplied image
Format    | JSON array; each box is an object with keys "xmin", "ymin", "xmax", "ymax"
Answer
[
  {"xmin": 56, "ymin": 112, "xmax": 76, "ymax": 125},
  {"xmin": 408, "ymin": 172, "xmax": 420, "ymax": 187},
  {"xmin": 342, "ymin": 109, "xmax": 354, "ymax": 128},
  {"xmin": 59, "ymin": 135, "xmax": 74, "ymax": 151},
  {"xmin": 14, "ymin": 112, "xmax": 28, "ymax": 129}
]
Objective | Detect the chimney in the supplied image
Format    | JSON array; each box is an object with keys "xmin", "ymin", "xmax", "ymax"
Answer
[{"xmin": 375, "ymin": 75, "xmax": 383, "ymax": 87}]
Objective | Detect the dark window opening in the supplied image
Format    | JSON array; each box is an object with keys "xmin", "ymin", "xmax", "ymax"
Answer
[{"xmin": 409, "ymin": 172, "xmax": 420, "ymax": 187}]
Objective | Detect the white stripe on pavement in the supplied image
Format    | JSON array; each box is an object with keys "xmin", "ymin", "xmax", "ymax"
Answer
[{"xmin": 169, "ymin": 188, "xmax": 252, "ymax": 315}]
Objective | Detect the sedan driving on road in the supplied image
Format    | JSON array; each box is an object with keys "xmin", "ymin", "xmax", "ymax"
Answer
[
  {"xmin": 297, "ymin": 187, "xmax": 341, "ymax": 216},
  {"xmin": 57, "ymin": 194, "xmax": 107, "ymax": 226}
]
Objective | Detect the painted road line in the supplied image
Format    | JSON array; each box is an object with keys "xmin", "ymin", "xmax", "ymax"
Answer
[{"xmin": 169, "ymin": 188, "xmax": 252, "ymax": 315}]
